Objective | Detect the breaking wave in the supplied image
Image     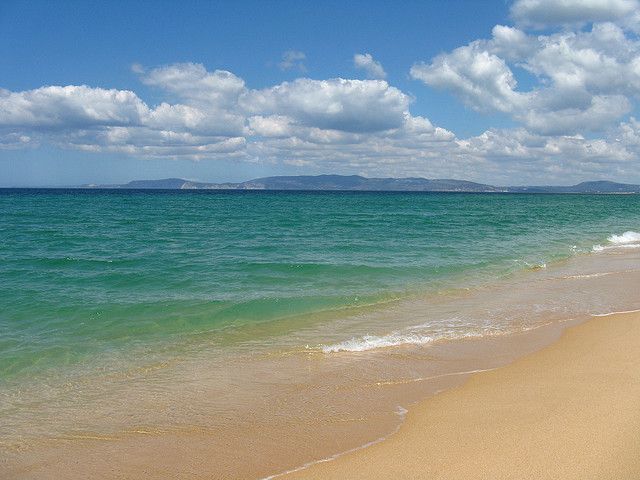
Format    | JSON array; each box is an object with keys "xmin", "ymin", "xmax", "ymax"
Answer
[
  {"xmin": 593, "ymin": 231, "xmax": 640, "ymax": 252},
  {"xmin": 319, "ymin": 321, "xmax": 499, "ymax": 353},
  {"xmin": 321, "ymin": 332, "xmax": 436, "ymax": 353}
]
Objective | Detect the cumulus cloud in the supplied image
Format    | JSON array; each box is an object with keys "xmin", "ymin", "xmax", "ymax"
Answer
[
  {"xmin": 0, "ymin": 64, "xmax": 417, "ymax": 162},
  {"xmin": 247, "ymin": 122, "xmax": 639, "ymax": 184},
  {"xmin": 353, "ymin": 53, "xmax": 387, "ymax": 79},
  {"xmin": 240, "ymin": 78, "xmax": 409, "ymax": 132},
  {"xmin": 0, "ymin": 68, "xmax": 249, "ymax": 160},
  {"xmin": 520, "ymin": 92, "xmax": 631, "ymax": 135},
  {"xmin": 489, "ymin": 25, "xmax": 539, "ymax": 61},
  {"xmin": 278, "ymin": 50, "xmax": 306, "ymax": 72},
  {"xmin": 410, "ymin": 46, "xmax": 527, "ymax": 113},
  {"xmin": 0, "ymin": 86, "xmax": 148, "ymax": 128},
  {"xmin": 523, "ymin": 23, "xmax": 640, "ymax": 95},
  {"xmin": 397, "ymin": 1, "xmax": 640, "ymax": 182},
  {"xmin": 411, "ymin": 13, "xmax": 640, "ymax": 136},
  {"xmin": 2, "ymin": 53, "xmax": 640, "ymax": 183},
  {"xmin": 511, "ymin": 0, "xmax": 639, "ymax": 28},
  {"xmin": 140, "ymin": 63, "xmax": 245, "ymax": 107},
  {"xmin": 248, "ymin": 115, "xmax": 294, "ymax": 138}
]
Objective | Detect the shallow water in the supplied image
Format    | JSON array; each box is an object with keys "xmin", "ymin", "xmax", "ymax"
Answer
[{"xmin": 1, "ymin": 190, "xmax": 640, "ymax": 478}]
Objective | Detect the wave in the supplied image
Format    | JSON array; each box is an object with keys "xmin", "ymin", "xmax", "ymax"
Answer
[
  {"xmin": 562, "ymin": 271, "xmax": 615, "ymax": 279},
  {"xmin": 318, "ymin": 317, "xmax": 567, "ymax": 354},
  {"xmin": 593, "ymin": 231, "xmax": 640, "ymax": 252},
  {"xmin": 609, "ymin": 231, "xmax": 640, "ymax": 244},
  {"xmin": 321, "ymin": 332, "xmax": 436, "ymax": 353},
  {"xmin": 591, "ymin": 309, "xmax": 640, "ymax": 317},
  {"xmin": 319, "ymin": 320, "xmax": 501, "ymax": 353}
]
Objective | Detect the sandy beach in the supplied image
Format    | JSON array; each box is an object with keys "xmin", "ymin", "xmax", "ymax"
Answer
[
  {"xmin": 3, "ymin": 193, "xmax": 640, "ymax": 480},
  {"xmin": 7, "ymin": 0, "xmax": 640, "ymax": 476},
  {"xmin": 283, "ymin": 311, "xmax": 640, "ymax": 480}
]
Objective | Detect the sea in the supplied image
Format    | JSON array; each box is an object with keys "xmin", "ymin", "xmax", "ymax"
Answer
[{"xmin": 2, "ymin": 189, "xmax": 640, "ymax": 478}]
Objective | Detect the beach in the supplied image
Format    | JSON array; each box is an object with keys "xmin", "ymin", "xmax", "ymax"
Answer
[
  {"xmin": 2, "ymin": 191, "xmax": 640, "ymax": 479},
  {"xmin": 283, "ymin": 311, "xmax": 640, "ymax": 480},
  {"xmin": 6, "ymin": 0, "xmax": 640, "ymax": 476},
  {"xmin": 6, "ymin": 311, "xmax": 638, "ymax": 479}
]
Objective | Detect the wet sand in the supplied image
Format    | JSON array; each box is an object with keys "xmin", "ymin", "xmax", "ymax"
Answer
[
  {"xmin": 282, "ymin": 311, "xmax": 640, "ymax": 479},
  {"xmin": 4, "ymin": 253, "xmax": 640, "ymax": 479},
  {"xmin": 1, "ymin": 320, "xmax": 571, "ymax": 480}
]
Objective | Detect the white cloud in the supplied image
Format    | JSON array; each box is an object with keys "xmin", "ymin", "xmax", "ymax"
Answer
[
  {"xmin": 520, "ymin": 93, "xmax": 631, "ymax": 135},
  {"xmin": 511, "ymin": 0, "xmax": 639, "ymax": 28},
  {"xmin": 246, "ymin": 122, "xmax": 639, "ymax": 184},
  {"xmin": 0, "ymin": 71, "xmax": 248, "ymax": 160},
  {"xmin": 0, "ymin": 86, "xmax": 148, "ymax": 128},
  {"xmin": 3, "ymin": 59, "xmax": 640, "ymax": 183},
  {"xmin": 353, "ymin": 53, "xmax": 387, "ymax": 79},
  {"xmin": 145, "ymin": 102, "xmax": 245, "ymax": 136},
  {"xmin": 523, "ymin": 23, "xmax": 640, "ymax": 95},
  {"xmin": 410, "ymin": 45, "xmax": 527, "ymax": 113},
  {"xmin": 64, "ymin": 127, "xmax": 247, "ymax": 158},
  {"xmin": 240, "ymin": 78, "xmax": 409, "ymax": 133},
  {"xmin": 248, "ymin": 115, "xmax": 294, "ymax": 138},
  {"xmin": 411, "ymin": 17, "xmax": 640, "ymax": 136},
  {"xmin": 0, "ymin": 67, "xmax": 414, "ymax": 162},
  {"xmin": 279, "ymin": 50, "xmax": 306, "ymax": 72},
  {"xmin": 489, "ymin": 25, "xmax": 539, "ymax": 61},
  {"xmin": 141, "ymin": 63, "xmax": 245, "ymax": 107}
]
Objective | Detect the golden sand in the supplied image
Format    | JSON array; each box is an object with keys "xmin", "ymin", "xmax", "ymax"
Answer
[
  {"xmin": 283, "ymin": 312, "xmax": 640, "ymax": 480},
  {"xmin": 4, "ymin": 313, "xmax": 640, "ymax": 479}
]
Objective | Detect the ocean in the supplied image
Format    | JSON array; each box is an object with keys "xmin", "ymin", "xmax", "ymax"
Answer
[{"xmin": 2, "ymin": 189, "xmax": 640, "ymax": 478}]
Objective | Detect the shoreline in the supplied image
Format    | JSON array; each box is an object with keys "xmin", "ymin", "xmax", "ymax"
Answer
[
  {"xmin": 1, "ymin": 317, "xmax": 573, "ymax": 480},
  {"xmin": 3, "ymin": 310, "xmax": 639, "ymax": 479},
  {"xmin": 3, "ymin": 248, "xmax": 640, "ymax": 479},
  {"xmin": 280, "ymin": 311, "xmax": 640, "ymax": 479}
]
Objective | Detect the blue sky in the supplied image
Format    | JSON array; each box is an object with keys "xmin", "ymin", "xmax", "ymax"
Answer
[{"xmin": 2, "ymin": 0, "xmax": 640, "ymax": 186}]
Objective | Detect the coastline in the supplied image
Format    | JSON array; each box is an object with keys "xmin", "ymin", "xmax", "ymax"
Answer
[
  {"xmin": 281, "ymin": 311, "xmax": 640, "ymax": 479},
  {"xmin": 3, "ymin": 191, "xmax": 640, "ymax": 480},
  {"xmin": 3, "ymin": 257, "xmax": 640, "ymax": 479},
  {"xmin": 6, "ymin": 311, "xmax": 637, "ymax": 480}
]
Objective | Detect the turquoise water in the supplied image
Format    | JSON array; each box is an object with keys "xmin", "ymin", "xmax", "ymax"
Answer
[{"xmin": 2, "ymin": 190, "xmax": 640, "ymax": 381}]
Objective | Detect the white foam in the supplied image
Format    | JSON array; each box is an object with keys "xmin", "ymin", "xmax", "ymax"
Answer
[
  {"xmin": 608, "ymin": 231, "xmax": 640, "ymax": 244},
  {"xmin": 319, "ymin": 323, "xmax": 498, "ymax": 353},
  {"xmin": 321, "ymin": 332, "xmax": 435, "ymax": 353},
  {"xmin": 593, "ymin": 231, "xmax": 640, "ymax": 252},
  {"xmin": 319, "ymin": 318, "xmax": 567, "ymax": 355},
  {"xmin": 591, "ymin": 309, "xmax": 640, "ymax": 317},
  {"xmin": 563, "ymin": 272, "xmax": 613, "ymax": 279}
]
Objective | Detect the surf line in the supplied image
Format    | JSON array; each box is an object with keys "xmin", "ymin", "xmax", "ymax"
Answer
[
  {"xmin": 260, "ymin": 366, "xmax": 499, "ymax": 480},
  {"xmin": 260, "ymin": 406, "xmax": 408, "ymax": 480},
  {"xmin": 591, "ymin": 309, "xmax": 640, "ymax": 317}
]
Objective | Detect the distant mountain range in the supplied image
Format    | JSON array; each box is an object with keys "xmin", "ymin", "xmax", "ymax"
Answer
[{"xmin": 82, "ymin": 175, "xmax": 640, "ymax": 194}]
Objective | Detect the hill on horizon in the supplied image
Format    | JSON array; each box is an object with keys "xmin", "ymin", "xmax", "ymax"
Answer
[{"xmin": 81, "ymin": 175, "xmax": 640, "ymax": 194}]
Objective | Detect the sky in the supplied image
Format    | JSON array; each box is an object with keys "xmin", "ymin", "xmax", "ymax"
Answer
[{"xmin": 2, "ymin": 0, "xmax": 640, "ymax": 186}]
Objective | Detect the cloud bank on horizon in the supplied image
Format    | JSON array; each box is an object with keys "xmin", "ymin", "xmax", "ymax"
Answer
[{"xmin": 3, "ymin": 0, "xmax": 640, "ymax": 184}]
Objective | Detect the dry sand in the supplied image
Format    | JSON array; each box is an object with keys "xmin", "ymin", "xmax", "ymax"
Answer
[{"xmin": 282, "ymin": 311, "xmax": 640, "ymax": 480}]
